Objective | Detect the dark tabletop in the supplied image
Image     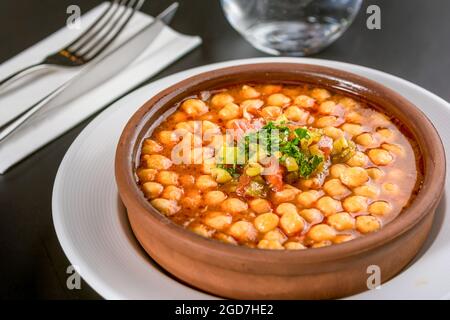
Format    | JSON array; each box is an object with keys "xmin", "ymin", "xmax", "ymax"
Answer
[{"xmin": 0, "ymin": 0, "xmax": 449, "ymax": 299}]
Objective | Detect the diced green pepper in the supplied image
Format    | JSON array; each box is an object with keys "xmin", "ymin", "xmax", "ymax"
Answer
[
  {"xmin": 211, "ymin": 167, "xmax": 233, "ymax": 183},
  {"xmin": 245, "ymin": 162, "xmax": 263, "ymax": 176},
  {"xmin": 284, "ymin": 156, "xmax": 299, "ymax": 172}
]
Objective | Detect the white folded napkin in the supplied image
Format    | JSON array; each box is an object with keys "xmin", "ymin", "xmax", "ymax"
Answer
[{"xmin": 0, "ymin": 2, "xmax": 201, "ymax": 174}]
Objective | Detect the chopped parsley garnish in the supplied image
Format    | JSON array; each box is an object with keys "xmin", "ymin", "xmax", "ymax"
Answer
[{"xmin": 241, "ymin": 122, "xmax": 324, "ymax": 178}]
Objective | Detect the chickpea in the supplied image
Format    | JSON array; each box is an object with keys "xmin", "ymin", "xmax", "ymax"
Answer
[
  {"xmin": 284, "ymin": 106, "xmax": 309, "ymax": 122},
  {"xmin": 254, "ymin": 213, "xmax": 280, "ymax": 233},
  {"xmin": 343, "ymin": 195, "xmax": 368, "ymax": 213},
  {"xmin": 240, "ymin": 85, "xmax": 260, "ymax": 99},
  {"xmin": 156, "ymin": 171, "xmax": 179, "ymax": 186},
  {"xmin": 215, "ymin": 232, "xmax": 238, "ymax": 245},
  {"xmin": 346, "ymin": 151, "xmax": 369, "ymax": 167},
  {"xmin": 158, "ymin": 130, "xmax": 178, "ymax": 145},
  {"xmin": 202, "ymin": 161, "xmax": 215, "ymax": 175},
  {"xmin": 356, "ymin": 215, "xmax": 381, "ymax": 234},
  {"xmin": 179, "ymin": 174, "xmax": 195, "ymax": 187},
  {"xmin": 267, "ymin": 93, "xmax": 291, "ymax": 106},
  {"xmin": 355, "ymin": 133, "xmax": 375, "ymax": 147},
  {"xmin": 296, "ymin": 190, "xmax": 320, "ymax": 208},
  {"xmin": 339, "ymin": 97, "xmax": 357, "ymax": 109},
  {"xmin": 382, "ymin": 143, "xmax": 405, "ymax": 157},
  {"xmin": 377, "ymin": 128, "xmax": 395, "ymax": 141},
  {"xmin": 324, "ymin": 126, "xmax": 344, "ymax": 140},
  {"xmin": 221, "ymin": 198, "xmax": 248, "ymax": 213},
  {"xmin": 345, "ymin": 111, "xmax": 364, "ymax": 124},
  {"xmin": 137, "ymin": 168, "xmax": 157, "ymax": 182},
  {"xmin": 299, "ymin": 177, "xmax": 323, "ymax": 190},
  {"xmin": 218, "ymin": 102, "xmax": 240, "ymax": 120},
  {"xmin": 368, "ymin": 149, "xmax": 393, "ymax": 166},
  {"xmin": 280, "ymin": 211, "xmax": 305, "ymax": 235},
  {"xmin": 170, "ymin": 111, "xmax": 188, "ymax": 123},
  {"xmin": 299, "ymin": 208, "xmax": 323, "ymax": 224},
  {"xmin": 175, "ymin": 121, "xmax": 195, "ymax": 133},
  {"xmin": 276, "ymin": 203, "xmax": 298, "ymax": 216},
  {"xmin": 316, "ymin": 116, "xmax": 338, "ymax": 128},
  {"xmin": 294, "ymin": 95, "xmax": 315, "ymax": 108},
  {"xmin": 204, "ymin": 211, "xmax": 232, "ymax": 230},
  {"xmin": 263, "ymin": 228, "xmax": 288, "ymax": 243},
  {"xmin": 146, "ymin": 155, "xmax": 172, "ymax": 170},
  {"xmin": 370, "ymin": 113, "xmax": 390, "ymax": 127},
  {"xmin": 272, "ymin": 188, "xmax": 299, "ymax": 203},
  {"xmin": 261, "ymin": 106, "xmax": 282, "ymax": 119},
  {"xmin": 333, "ymin": 234, "xmax": 355, "ymax": 244},
  {"xmin": 327, "ymin": 212, "xmax": 355, "ymax": 231},
  {"xmin": 311, "ymin": 241, "xmax": 332, "ymax": 248},
  {"xmin": 307, "ymin": 224, "xmax": 336, "ymax": 242},
  {"xmin": 311, "ymin": 88, "xmax": 331, "ymax": 102},
  {"xmin": 240, "ymin": 99, "xmax": 264, "ymax": 111},
  {"xmin": 195, "ymin": 175, "xmax": 218, "ymax": 190},
  {"xmin": 151, "ymin": 198, "xmax": 180, "ymax": 216},
  {"xmin": 204, "ymin": 190, "xmax": 227, "ymax": 206},
  {"xmin": 249, "ymin": 198, "xmax": 272, "ymax": 214},
  {"xmin": 341, "ymin": 123, "xmax": 363, "ymax": 136},
  {"xmin": 211, "ymin": 92, "xmax": 234, "ymax": 108},
  {"xmin": 284, "ymin": 242, "xmax": 306, "ymax": 250},
  {"xmin": 142, "ymin": 139, "xmax": 163, "ymax": 154},
  {"xmin": 228, "ymin": 221, "xmax": 257, "ymax": 242},
  {"xmin": 190, "ymin": 224, "xmax": 213, "ymax": 238},
  {"xmin": 181, "ymin": 98, "xmax": 208, "ymax": 117},
  {"xmin": 257, "ymin": 239, "xmax": 285, "ymax": 250},
  {"xmin": 142, "ymin": 182, "xmax": 163, "ymax": 198},
  {"xmin": 323, "ymin": 179, "xmax": 350, "ymax": 198},
  {"xmin": 283, "ymin": 87, "xmax": 301, "ymax": 98},
  {"xmin": 261, "ymin": 84, "xmax": 282, "ymax": 95},
  {"xmin": 330, "ymin": 164, "xmax": 347, "ymax": 179},
  {"xmin": 161, "ymin": 185, "xmax": 183, "ymax": 201},
  {"xmin": 369, "ymin": 201, "xmax": 392, "ymax": 216},
  {"xmin": 340, "ymin": 166, "xmax": 369, "ymax": 188},
  {"xmin": 366, "ymin": 167, "xmax": 384, "ymax": 181},
  {"xmin": 202, "ymin": 120, "xmax": 221, "ymax": 134},
  {"xmin": 353, "ymin": 185, "xmax": 380, "ymax": 199},
  {"xmin": 318, "ymin": 101, "xmax": 336, "ymax": 115},
  {"xmin": 382, "ymin": 182, "xmax": 399, "ymax": 195},
  {"xmin": 316, "ymin": 196, "xmax": 342, "ymax": 216},
  {"xmin": 180, "ymin": 190, "xmax": 202, "ymax": 209}
]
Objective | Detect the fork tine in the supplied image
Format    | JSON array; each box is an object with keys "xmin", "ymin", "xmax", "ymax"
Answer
[
  {"xmin": 65, "ymin": 0, "xmax": 120, "ymax": 51},
  {"xmin": 68, "ymin": 0, "xmax": 124, "ymax": 54},
  {"xmin": 80, "ymin": 0, "xmax": 144, "ymax": 61}
]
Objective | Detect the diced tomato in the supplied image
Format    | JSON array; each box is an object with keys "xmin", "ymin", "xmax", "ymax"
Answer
[
  {"xmin": 264, "ymin": 159, "xmax": 284, "ymax": 192},
  {"xmin": 227, "ymin": 118, "xmax": 265, "ymax": 141},
  {"xmin": 236, "ymin": 174, "xmax": 252, "ymax": 197}
]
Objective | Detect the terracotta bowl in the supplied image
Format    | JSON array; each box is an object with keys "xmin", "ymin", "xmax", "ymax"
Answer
[{"xmin": 115, "ymin": 63, "xmax": 445, "ymax": 299}]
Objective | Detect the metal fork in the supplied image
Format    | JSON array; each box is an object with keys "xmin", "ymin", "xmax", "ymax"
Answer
[{"xmin": 0, "ymin": 0, "xmax": 144, "ymax": 89}]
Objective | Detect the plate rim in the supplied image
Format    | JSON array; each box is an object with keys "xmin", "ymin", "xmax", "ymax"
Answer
[{"xmin": 52, "ymin": 57, "xmax": 450, "ymax": 300}]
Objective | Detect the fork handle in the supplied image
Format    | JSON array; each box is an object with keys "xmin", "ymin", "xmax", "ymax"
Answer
[{"xmin": 0, "ymin": 62, "xmax": 48, "ymax": 91}]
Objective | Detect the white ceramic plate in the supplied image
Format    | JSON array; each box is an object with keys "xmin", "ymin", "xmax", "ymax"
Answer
[{"xmin": 52, "ymin": 57, "xmax": 450, "ymax": 300}]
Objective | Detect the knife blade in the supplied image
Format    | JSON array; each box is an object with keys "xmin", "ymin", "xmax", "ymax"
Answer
[{"xmin": 0, "ymin": 2, "xmax": 179, "ymax": 142}]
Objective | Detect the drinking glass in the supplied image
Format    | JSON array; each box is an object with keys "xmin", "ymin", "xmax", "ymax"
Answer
[{"xmin": 220, "ymin": 0, "xmax": 362, "ymax": 56}]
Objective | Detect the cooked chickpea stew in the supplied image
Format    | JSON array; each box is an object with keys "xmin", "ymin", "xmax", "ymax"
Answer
[{"xmin": 136, "ymin": 83, "xmax": 422, "ymax": 250}]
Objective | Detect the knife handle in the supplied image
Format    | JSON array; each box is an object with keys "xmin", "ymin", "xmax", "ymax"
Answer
[
  {"xmin": 0, "ymin": 63, "xmax": 50, "ymax": 92},
  {"xmin": 0, "ymin": 82, "xmax": 68, "ymax": 142}
]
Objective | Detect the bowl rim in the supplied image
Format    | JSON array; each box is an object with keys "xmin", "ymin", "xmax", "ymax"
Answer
[{"xmin": 115, "ymin": 62, "xmax": 446, "ymax": 265}]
